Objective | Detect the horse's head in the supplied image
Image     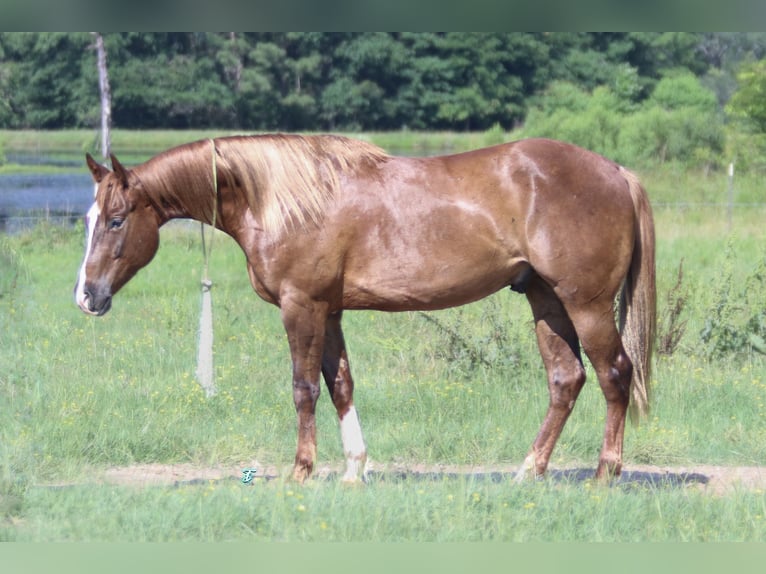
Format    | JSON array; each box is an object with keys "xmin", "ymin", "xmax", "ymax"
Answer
[{"xmin": 74, "ymin": 154, "xmax": 160, "ymax": 316}]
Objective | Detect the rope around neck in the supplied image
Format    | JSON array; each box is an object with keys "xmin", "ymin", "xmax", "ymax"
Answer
[
  {"xmin": 200, "ymin": 138, "xmax": 218, "ymax": 278},
  {"xmin": 196, "ymin": 139, "xmax": 218, "ymax": 397}
]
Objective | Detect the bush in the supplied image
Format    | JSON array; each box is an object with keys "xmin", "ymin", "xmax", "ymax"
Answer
[
  {"xmin": 616, "ymin": 74, "xmax": 724, "ymax": 168},
  {"xmin": 618, "ymin": 106, "xmax": 724, "ymax": 168},
  {"xmin": 651, "ymin": 74, "xmax": 719, "ymax": 112},
  {"xmin": 522, "ymin": 84, "xmax": 621, "ymax": 158},
  {"xmin": 725, "ymin": 129, "xmax": 766, "ymax": 174},
  {"xmin": 521, "ymin": 74, "xmax": 725, "ymax": 169},
  {"xmin": 700, "ymin": 248, "xmax": 766, "ymax": 358}
]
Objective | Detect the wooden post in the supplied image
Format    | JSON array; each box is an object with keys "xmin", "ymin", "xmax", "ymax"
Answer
[{"xmin": 92, "ymin": 33, "xmax": 112, "ymax": 160}]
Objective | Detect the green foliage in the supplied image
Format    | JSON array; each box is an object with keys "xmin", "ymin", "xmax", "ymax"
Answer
[
  {"xmin": 5, "ymin": 477, "xmax": 766, "ymax": 542},
  {"xmin": 656, "ymin": 261, "xmax": 689, "ymax": 357},
  {"xmin": 724, "ymin": 129, "xmax": 766, "ymax": 173},
  {"xmin": 700, "ymin": 248, "xmax": 766, "ymax": 358},
  {"xmin": 523, "ymin": 73, "xmax": 725, "ymax": 169},
  {"xmin": 0, "ymin": 32, "xmax": 763, "ymax": 134},
  {"xmin": 0, "ymin": 234, "xmax": 27, "ymax": 301},
  {"xmin": 417, "ymin": 295, "xmax": 535, "ymax": 377},
  {"xmin": 3, "ymin": 197, "xmax": 766, "ymax": 541},
  {"xmin": 523, "ymin": 82, "xmax": 623, "ymax": 158},
  {"xmin": 726, "ymin": 59, "xmax": 766, "ymax": 133},
  {"xmin": 652, "ymin": 74, "xmax": 719, "ymax": 111},
  {"xmin": 0, "ymin": 32, "xmax": 94, "ymax": 128},
  {"xmin": 630, "ymin": 74, "xmax": 724, "ymax": 168},
  {"xmin": 619, "ymin": 107, "xmax": 724, "ymax": 168}
]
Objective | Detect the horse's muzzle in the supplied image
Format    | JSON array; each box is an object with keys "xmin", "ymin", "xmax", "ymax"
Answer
[{"xmin": 75, "ymin": 283, "xmax": 112, "ymax": 316}]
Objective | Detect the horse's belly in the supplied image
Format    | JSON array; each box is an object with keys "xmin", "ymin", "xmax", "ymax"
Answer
[
  {"xmin": 334, "ymin": 182, "xmax": 528, "ymax": 311},
  {"xmin": 342, "ymin": 256, "xmax": 526, "ymax": 312}
]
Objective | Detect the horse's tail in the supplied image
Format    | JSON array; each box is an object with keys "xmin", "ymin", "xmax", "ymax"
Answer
[{"xmin": 618, "ymin": 166, "xmax": 656, "ymax": 422}]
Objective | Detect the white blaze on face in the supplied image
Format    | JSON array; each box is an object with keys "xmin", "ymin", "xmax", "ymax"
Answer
[
  {"xmin": 339, "ymin": 405, "xmax": 367, "ymax": 482},
  {"xmin": 74, "ymin": 200, "xmax": 101, "ymax": 313}
]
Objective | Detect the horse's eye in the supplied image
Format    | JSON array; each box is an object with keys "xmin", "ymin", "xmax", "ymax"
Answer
[{"xmin": 108, "ymin": 218, "xmax": 124, "ymax": 230}]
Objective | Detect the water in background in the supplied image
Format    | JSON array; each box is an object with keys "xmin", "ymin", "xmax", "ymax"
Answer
[
  {"xmin": 0, "ymin": 145, "xmax": 421, "ymax": 234},
  {"xmin": 0, "ymin": 154, "xmax": 94, "ymax": 234}
]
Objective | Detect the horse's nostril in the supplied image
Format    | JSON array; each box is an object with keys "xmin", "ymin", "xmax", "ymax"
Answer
[
  {"xmin": 83, "ymin": 288, "xmax": 97, "ymax": 310},
  {"xmin": 96, "ymin": 295, "xmax": 112, "ymax": 316},
  {"xmin": 75, "ymin": 283, "xmax": 111, "ymax": 316},
  {"xmin": 88, "ymin": 290, "xmax": 112, "ymax": 315}
]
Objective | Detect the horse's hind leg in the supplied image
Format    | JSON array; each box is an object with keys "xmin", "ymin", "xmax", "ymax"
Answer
[
  {"xmin": 566, "ymin": 301, "xmax": 633, "ymax": 480},
  {"xmin": 516, "ymin": 276, "xmax": 586, "ymax": 481},
  {"xmin": 322, "ymin": 311, "xmax": 367, "ymax": 483}
]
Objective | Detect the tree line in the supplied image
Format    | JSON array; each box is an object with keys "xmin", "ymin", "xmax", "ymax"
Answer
[
  {"xmin": 0, "ymin": 32, "xmax": 763, "ymax": 132},
  {"xmin": 3, "ymin": 32, "xmax": 766, "ymax": 170}
]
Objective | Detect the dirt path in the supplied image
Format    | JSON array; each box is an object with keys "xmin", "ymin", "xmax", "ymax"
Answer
[{"xmin": 97, "ymin": 461, "xmax": 766, "ymax": 495}]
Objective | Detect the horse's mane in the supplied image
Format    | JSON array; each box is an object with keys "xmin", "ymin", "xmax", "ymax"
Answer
[{"xmin": 130, "ymin": 134, "xmax": 390, "ymax": 235}]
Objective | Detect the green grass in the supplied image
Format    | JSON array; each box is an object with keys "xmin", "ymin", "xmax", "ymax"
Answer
[
  {"xmin": 5, "ymin": 475, "xmax": 766, "ymax": 542},
  {"xmin": 0, "ymin": 128, "xmax": 504, "ymax": 173},
  {"xmin": 2, "ymin": 143, "xmax": 766, "ymax": 540},
  {"xmin": 1, "ymin": 216, "xmax": 765, "ymax": 541}
]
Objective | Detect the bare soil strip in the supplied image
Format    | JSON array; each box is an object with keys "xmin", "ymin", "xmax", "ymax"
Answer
[{"xmin": 93, "ymin": 462, "xmax": 766, "ymax": 495}]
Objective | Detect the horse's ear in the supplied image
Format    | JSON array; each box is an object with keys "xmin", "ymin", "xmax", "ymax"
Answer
[
  {"xmin": 86, "ymin": 153, "xmax": 111, "ymax": 183},
  {"xmin": 110, "ymin": 154, "xmax": 130, "ymax": 187}
]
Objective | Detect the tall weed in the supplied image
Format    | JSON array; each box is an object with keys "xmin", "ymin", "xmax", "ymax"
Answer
[
  {"xmin": 417, "ymin": 295, "xmax": 535, "ymax": 378},
  {"xmin": 0, "ymin": 234, "xmax": 28, "ymax": 301},
  {"xmin": 700, "ymin": 244, "xmax": 766, "ymax": 357},
  {"xmin": 656, "ymin": 260, "xmax": 689, "ymax": 356}
]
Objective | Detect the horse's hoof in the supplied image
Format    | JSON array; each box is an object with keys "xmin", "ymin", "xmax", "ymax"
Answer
[
  {"xmin": 595, "ymin": 460, "xmax": 622, "ymax": 481},
  {"xmin": 514, "ymin": 453, "xmax": 545, "ymax": 483},
  {"xmin": 291, "ymin": 465, "xmax": 312, "ymax": 484}
]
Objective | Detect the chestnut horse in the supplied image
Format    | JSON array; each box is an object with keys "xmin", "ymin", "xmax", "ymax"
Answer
[{"xmin": 74, "ymin": 135, "xmax": 655, "ymax": 483}]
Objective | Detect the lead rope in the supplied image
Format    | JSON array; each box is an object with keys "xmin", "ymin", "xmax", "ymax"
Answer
[{"xmin": 196, "ymin": 139, "xmax": 218, "ymax": 398}]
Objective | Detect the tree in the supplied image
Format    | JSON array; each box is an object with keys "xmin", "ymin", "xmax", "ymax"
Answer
[
  {"xmin": 726, "ymin": 59, "xmax": 766, "ymax": 133},
  {"xmin": 0, "ymin": 32, "xmax": 94, "ymax": 128},
  {"xmin": 619, "ymin": 73, "xmax": 724, "ymax": 167},
  {"xmin": 522, "ymin": 82, "xmax": 623, "ymax": 158},
  {"xmin": 523, "ymin": 72, "xmax": 724, "ymax": 168},
  {"xmin": 0, "ymin": 32, "xmax": 759, "ymax": 133},
  {"xmin": 0, "ymin": 41, "xmax": 16, "ymax": 128}
]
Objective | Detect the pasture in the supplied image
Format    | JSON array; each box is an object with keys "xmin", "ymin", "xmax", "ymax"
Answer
[{"xmin": 2, "ymin": 158, "xmax": 766, "ymax": 541}]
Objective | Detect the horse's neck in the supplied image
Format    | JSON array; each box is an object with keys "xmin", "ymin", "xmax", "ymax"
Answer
[{"xmin": 137, "ymin": 155, "xmax": 217, "ymax": 226}]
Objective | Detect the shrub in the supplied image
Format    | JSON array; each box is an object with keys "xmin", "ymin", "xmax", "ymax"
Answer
[
  {"xmin": 523, "ymin": 84, "xmax": 621, "ymax": 158},
  {"xmin": 617, "ymin": 105, "xmax": 724, "ymax": 168},
  {"xmin": 700, "ymin": 248, "xmax": 766, "ymax": 358},
  {"xmin": 522, "ymin": 73, "xmax": 725, "ymax": 169}
]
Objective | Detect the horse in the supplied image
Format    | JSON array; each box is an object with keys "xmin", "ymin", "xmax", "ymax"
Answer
[{"xmin": 74, "ymin": 134, "xmax": 656, "ymax": 484}]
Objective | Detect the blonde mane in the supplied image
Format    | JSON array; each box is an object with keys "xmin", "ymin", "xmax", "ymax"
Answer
[
  {"xmin": 216, "ymin": 134, "xmax": 389, "ymax": 235},
  {"xmin": 128, "ymin": 140, "xmax": 221, "ymax": 225},
  {"xmin": 125, "ymin": 134, "xmax": 390, "ymax": 235}
]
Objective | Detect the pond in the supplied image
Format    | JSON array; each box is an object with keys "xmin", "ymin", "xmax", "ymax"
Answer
[
  {"xmin": 0, "ymin": 144, "xmax": 425, "ymax": 234},
  {"xmin": 0, "ymin": 172, "xmax": 94, "ymax": 234}
]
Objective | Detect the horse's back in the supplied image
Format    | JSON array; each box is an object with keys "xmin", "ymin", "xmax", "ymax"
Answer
[{"xmin": 330, "ymin": 138, "xmax": 635, "ymax": 311}]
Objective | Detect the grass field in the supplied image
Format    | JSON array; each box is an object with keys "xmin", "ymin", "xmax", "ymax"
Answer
[
  {"xmin": 2, "ymin": 133, "xmax": 766, "ymax": 541},
  {"xmin": 0, "ymin": 128, "xmax": 502, "ymax": 173}
]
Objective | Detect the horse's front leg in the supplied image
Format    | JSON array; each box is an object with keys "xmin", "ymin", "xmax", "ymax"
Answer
[
  {"xmin": 322, "ymin": 311, "xmax": 367, "ymax": 484},
  {"xmin": 281, "ymin": 293, "xmax": 329, "ymax": 483}
]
